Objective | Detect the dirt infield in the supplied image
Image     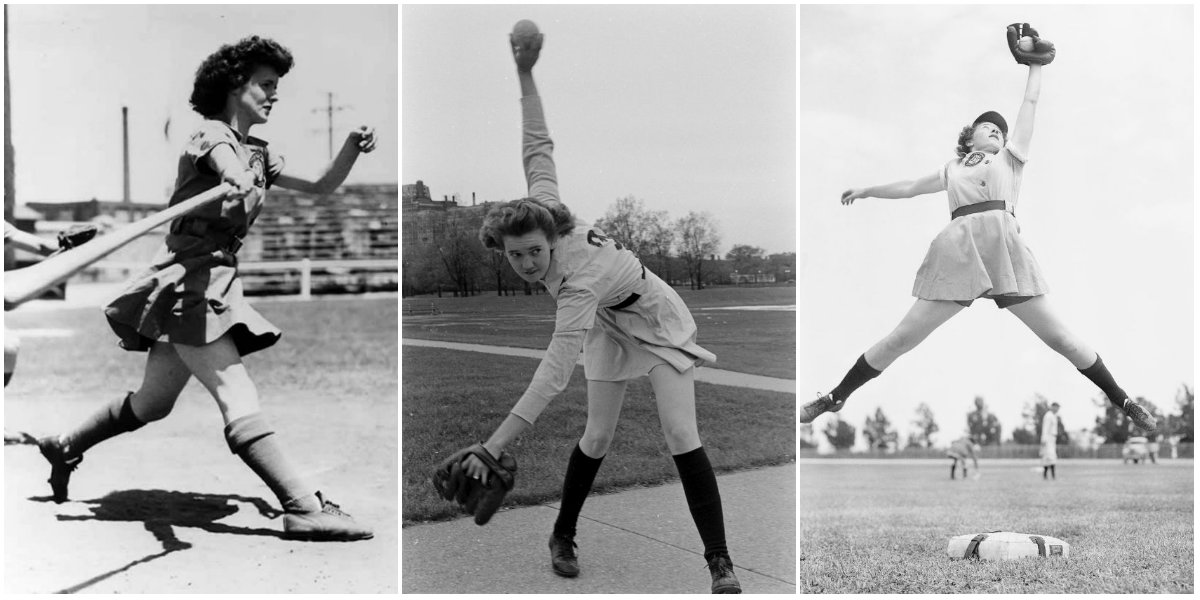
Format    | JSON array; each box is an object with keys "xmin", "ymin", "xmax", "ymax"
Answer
[{"xmin": 4, "ymin": 295, "xmax": 398, "ymax": 593}]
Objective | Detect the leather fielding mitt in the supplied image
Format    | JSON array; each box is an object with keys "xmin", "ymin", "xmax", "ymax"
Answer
[
  {"xmin": 1006, "ymin": 22, "xmax": 1056, "ymax": 66},
  {"xmin": 56, "ymin": 223, "xmax": 99, "ymax": 251},
  {"xmin": 432, "ymin": 443, "xmax": 518, "ymax": 525}
]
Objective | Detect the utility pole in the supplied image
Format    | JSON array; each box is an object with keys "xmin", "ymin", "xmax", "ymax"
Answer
[
  {"xmin": 313, "ymin": 92, "xmax": 348, "ymax": 160},
  {"xmin": 122, "ymin": 106, "xmax": 130, "ymax": 203},
  {"xmin": 5, "ymin": 4, "xmax": 15, "ymax": 222}
]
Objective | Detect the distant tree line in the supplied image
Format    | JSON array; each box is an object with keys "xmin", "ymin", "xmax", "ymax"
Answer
[
  {"xmin": 402, "ymin": 195, "xmax": 794, "ymax": 297},
  {"xmin": 802, "ymin": 383, "xmax": 1194, "ymax": 451}
]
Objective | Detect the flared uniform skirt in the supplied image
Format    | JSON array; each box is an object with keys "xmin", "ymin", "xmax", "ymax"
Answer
[
  {"xmin": 583, "ymin": 270, "xmax": 716, "ymax": 382},
  {"xmin": 104, "ymin": 234, "xmax": 281, "ymax": 356},
  {"xmin": 1041, "ymin": 441, "xmax": 1058, "ymax": 465},
  {"xmin": 912, "ymin": 211, "xmax": 1049, "ymax": 302}
]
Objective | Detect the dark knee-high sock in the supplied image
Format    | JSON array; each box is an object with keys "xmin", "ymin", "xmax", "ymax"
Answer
[
  {"xmin": 62, "ymin": 392, "xmax": 145, "ymax": 457},
  {"xmin": 225, "ymin": 413, "xmax": 319, "ymax": 511},
  {"xmin": 950, "ymin": 463, "xmax": 957, "ymax": 479},
  {"xmin": 673, "ymin": 447, "xmax": 728, "ymax": 560},
  {"xmin": 1050, "ymin": 465, "xmax": 1056, "ymax": 479},
  {"xmin": 1079, "ymin": 355, "xmax": 1128, "ymax": 409},
  {"xmin": 1043, "ymin": 466, "xmax": 1049, "ymax": 479},
  {"xmin": 553, "ymin": 444, "xmax": 604, "ymax": 539},
  {"xmin": 831, "ymin": 354, "xmax": 882, "ymax": 401}
]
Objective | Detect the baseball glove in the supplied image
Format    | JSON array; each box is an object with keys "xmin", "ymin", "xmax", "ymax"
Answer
[
  {"xmin": 1006, "ymin": 23, "xmax": 1056, "ymax": 66},
  {"xmin": 56, "ymin": 223, "xmax": 99, "ymax": 250},
  {"xmin": 432, "ymin": 443, "xmax": 518, "ymax": 525}
]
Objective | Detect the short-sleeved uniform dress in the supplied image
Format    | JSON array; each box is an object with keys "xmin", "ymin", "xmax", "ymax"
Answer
[
  {"xmin": 912, "ymin": 145, "xmax": 1049, "ymax": 306},
  {"xmin": 523, "ymin": 95, "xmax": 715, "ymax": 383},
  {"xmin": 105, "ymin": 120, "xmax": 284, "ymax": 356},
  {"xmin": 1040, "ymin": 410, "xmax": 1059, "ymax": 465}
]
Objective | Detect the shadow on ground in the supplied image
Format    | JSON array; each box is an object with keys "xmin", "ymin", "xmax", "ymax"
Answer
[{"xmin": 31, "ymin": 489, "xmax": 283, "ymax": 593}]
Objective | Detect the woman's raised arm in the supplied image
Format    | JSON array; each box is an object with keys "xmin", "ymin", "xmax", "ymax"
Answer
[{"xmin": 1009, "ymin": 65, "xmax": 1042, "ymax": 158}]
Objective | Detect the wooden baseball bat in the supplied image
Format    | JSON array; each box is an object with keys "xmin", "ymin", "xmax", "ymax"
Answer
[{"xmin": 4, "ymin": 183, "xmax": 234, "ymax": 310}]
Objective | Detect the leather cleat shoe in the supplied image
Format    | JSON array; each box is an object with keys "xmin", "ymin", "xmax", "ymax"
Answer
[
  {"xmin": 799, "ymin": 392, "xmax": 844, "ymax": 424},
  {"xmin": 549, "ymin": 533, "xmax": 580, "ymax": 578},
  {"xmin": 283, "ymin": 492, "xmax": 373, "ymax": 541},
  {"xmin": 1122, "ymin": 399, "xmax": 1158, "ymax": 433},
  {"xmin": 38, "ymin": 435, "xmax": 81, "ymax": 504},
  {"xmin": 707, "ymin": 553, "xmax": 742, "ymax": 594}
]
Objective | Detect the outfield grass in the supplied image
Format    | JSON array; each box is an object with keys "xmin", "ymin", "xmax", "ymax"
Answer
[
  {"xmin": 402, "ymin": 285, "xmax": 795, "ymax": 379},
  {"xmin": 4, "ymin": 297, "xmax": 398, "ymax": 399},
  {"xmin": 799, "ymin": 459, "xmax": 1193, "ymax": 593},
  {"xmin": 401, "ymin": 345, "xmax": 796, "ymax": 525}
]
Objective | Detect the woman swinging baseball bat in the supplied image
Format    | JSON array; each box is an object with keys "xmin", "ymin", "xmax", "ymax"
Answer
[
  {"xmin": 800, "ymin": 24, "xmax": 1157, "ymax": 435},
  {"xmin": 36, "ymin": 35, "xmax": 378, "ymax": 541},
  {"xmin": 439, "ymin": 24, "xmax": 742, "ymax": 593}
]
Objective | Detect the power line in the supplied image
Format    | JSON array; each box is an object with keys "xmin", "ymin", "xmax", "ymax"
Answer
[{"xmin": 312, "ymin": 92, "xmax": 350, "ymax": 160}]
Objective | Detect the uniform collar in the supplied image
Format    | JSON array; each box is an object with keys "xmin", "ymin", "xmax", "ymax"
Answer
[{"xmin": 208, "ymin": 118, "xmax": 270, "ymax": 147}]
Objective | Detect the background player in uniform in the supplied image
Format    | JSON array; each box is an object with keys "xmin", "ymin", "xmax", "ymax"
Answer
[
  {"xmin": 4, "ymin": 221, "xmax": 58, "ymax": 388},
  {"xmin": 441, "ymin": 26, "xmax": 741, "ymax": 593},
  {"xmin": 5, "ymin": 221, "xmax": 98, "ymax": 443},
  {"xmin": 5, "ymin": 222, "xmax": 60, "ymax": 443},
  {"xmin": 35, "ymin": 35, "xmax": 377, "ymax": 541},
  {"xmin": 797, "ymin": 24, "xmax": 1157, "ymax": 437},
  {"xmin": 946, "ymin": 436, "xmax": 981, "ymax": 480},
  {"xmin": 1040, "ymin": 402, "xmax": 1060, "ymax": 479}
]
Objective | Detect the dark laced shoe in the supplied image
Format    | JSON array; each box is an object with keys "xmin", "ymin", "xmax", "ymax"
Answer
[
  {"xmin": 38, "ymin": 435, "xmax": 81, "ymax": 504},
  {"xmin": 548, "ymin": 533, "xmax": 580, "ymax": 578},
  {"xmin": 283, "ymin": 492, "xmax": 373, "ymax": 541},
  {"xmin": 706, "ymin": 553, "xmax": 742, "ymax": 594},
  {"xmin": 1122, "ymin": 399, "xmax": 1158, "ymax": 433},
  {"xmin": 799, "ymin": 392, "xmax": 844, "ymax": 424}
]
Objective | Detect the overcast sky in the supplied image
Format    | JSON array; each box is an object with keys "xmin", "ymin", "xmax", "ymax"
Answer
[
  {"xmin": 402, "ymin": 4, "xmax": 796, "ymax": 255},
  {"xmin": 798, "ymin": 5, "xmax": 1193, "ymax": 445},
  {"xmin": 6, "ymin": 4, "xmax": 397, "ymax": 204}
]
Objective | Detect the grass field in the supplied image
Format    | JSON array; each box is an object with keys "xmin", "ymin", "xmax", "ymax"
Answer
[
  {"xmin": 6, "ymin": 297, "xmax": 398, "ymax": 399},
  {"xmin": 402, "ymin": 285, "xmax": 795, "ymax": 379},
  {"xmin": 799, "ymin": 459, "xmax": 1193, "ymax": 593},
  {"xmin": 401, "ymin": 346, "xmax": 796, "ymax": 524}
]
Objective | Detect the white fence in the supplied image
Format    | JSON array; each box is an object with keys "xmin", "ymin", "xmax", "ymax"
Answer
[{"xmin": 86, "ymin": 258, "xmax": 398, "ymax": 298}]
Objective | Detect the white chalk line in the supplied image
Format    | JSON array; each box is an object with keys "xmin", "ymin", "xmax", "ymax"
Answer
[{"xmin": 402, "ymin": 338, "xmax": 795, "ymax": 394}]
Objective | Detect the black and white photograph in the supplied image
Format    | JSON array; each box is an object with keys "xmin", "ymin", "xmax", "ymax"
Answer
[
  {"xmin": 3, "ymin": 5, "xmax": 398, "ymax": 593},
  {"xmin": 797, "ymin": 5, "xmax": 1192, "ymax": 593},
  {"xmin": 401, "ymin": 4, "xmax": 796, "ymax": 594}
]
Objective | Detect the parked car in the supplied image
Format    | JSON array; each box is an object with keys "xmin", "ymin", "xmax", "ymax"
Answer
[{"xmin": 1122, "ymin": 436, "xmax": 1149, "ymax": 464}]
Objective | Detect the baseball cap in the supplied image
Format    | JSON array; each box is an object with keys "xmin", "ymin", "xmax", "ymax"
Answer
[{"xmin": 973, "ymin": 111, "xmax": 1008, "ymax": 135}]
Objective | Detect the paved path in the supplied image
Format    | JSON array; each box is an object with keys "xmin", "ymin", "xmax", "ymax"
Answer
[
  {"xmin": 402, "ymin": 338, "xmax": 796, "ymax": 394},
  {"xmin": 402, "ymin": 337, "xmax": 796, "ymax": 593},
  {"xmin": 403, "ymin": 464, "xmax": 795, "ymax": 594}
]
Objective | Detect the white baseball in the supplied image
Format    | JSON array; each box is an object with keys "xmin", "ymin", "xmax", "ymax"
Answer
[{"xmin": 1017, "ymin": 36, "xmax": 1034, "ymax": 51}]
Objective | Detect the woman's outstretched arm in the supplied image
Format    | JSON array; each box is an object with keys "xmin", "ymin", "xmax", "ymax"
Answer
[{"xmin": 840, "ymin": 171, "xmax": 945, "ymax": 205}]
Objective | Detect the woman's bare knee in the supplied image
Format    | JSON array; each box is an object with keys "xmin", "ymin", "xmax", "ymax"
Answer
[
  {"xmin": 578, "ymin": 431, "xmax": 614, "ymax": 457},
  {"xmin": 129, "ymin": 389, "xmax": 179, "ymax": 422},
  {"xmin": 662, "ymin": 424, "xmax": 701, "ymax": 455},
  {"xmin": 880, "ymin": 331, "xmax": 916, "ymax": 356}
]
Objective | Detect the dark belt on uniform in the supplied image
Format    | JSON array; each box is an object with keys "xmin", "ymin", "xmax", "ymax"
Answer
[
  {"xmin": 171, "ymin": 217, "xmax": 244, "ymax": 254},
  {"xmin": 607, "ymin": 264, "xmax": 646, "ymax": 311},
  {"xmin": 951, "ymin": 200, "xmax": 1011, "ymax": 220}
]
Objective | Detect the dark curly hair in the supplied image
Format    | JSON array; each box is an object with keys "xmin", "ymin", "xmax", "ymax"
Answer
[
  {"xmin": 955, "ymin": 124, "xmax": 1007, "ymax": 158},
  {"xmin": 479, "ymin": 198, "xmax": 575, "ymax": 251},
  {"xmin": 189, "ymin": 36, "xmax": 294, "ymax": 117}
]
